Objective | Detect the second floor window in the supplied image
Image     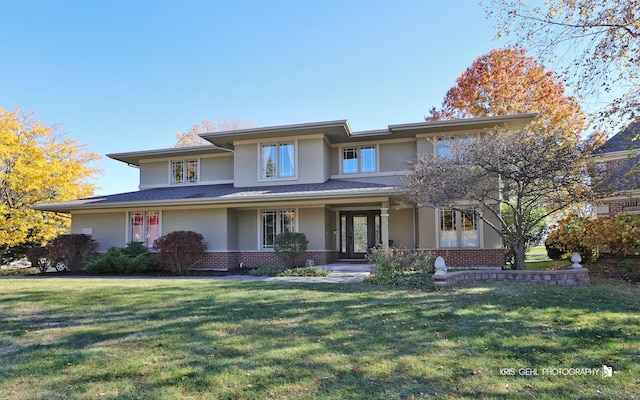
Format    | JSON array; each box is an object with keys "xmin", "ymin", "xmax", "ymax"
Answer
[
  {"xmin": 261, "ymin": 142, "xmax": 295, "ymax": 179},
  {"xmin": 342, "ymin": 145, "xmax": 376, "ymax": 174},
  {"xmin": 171, "ymin": 160, "xmax": 198, "ymax": 184}
]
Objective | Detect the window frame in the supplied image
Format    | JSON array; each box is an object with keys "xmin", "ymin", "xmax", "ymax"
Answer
[
  {"xmin": 340, "ymin": 145, "xmax": 378, "ymax": 174},
  {"xmin": 260, "ymin": 209, "xmax": 297, "ymax": 249},
  {"xmin": 259, "ymin": 141, "xmax": 297, "ymax": 181},
  {"xmin": 129, "ymin": 210, "xmax": 161, "ymax": 248},
  {"xmin": 438, "ymin": 207, "xmax": 480, "ymax": 248},
  {"xmin": 170, "ymin": 159, "xmax": 199, "ymax": 185}
]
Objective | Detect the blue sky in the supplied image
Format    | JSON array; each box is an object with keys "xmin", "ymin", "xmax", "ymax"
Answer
[{"xmin": 1, "ymin": 0, "xmax": 508, "ymax": 195}]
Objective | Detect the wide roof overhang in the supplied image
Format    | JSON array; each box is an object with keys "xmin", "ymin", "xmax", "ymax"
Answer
[
  {"xmin": 200, "ymin": 114, "xmax": 537, "ymax": 148},
  {"xmin": 34, "ymin": 181, "xmax": 399, "ymax": 214}
]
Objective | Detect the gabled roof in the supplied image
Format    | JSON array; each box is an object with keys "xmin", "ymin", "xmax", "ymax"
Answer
[
  {"xmin": 34, "ymin": 180, "xmax": 398, "ymax": 213},
  {"xmin": 593, "ymin": 120, "xmax": 640, "ymax": 155}
]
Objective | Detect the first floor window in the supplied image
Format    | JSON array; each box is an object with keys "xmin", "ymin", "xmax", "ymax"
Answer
[
  {"xmin": 171, "ymin": 160, "xmax": 198, "ymax": 184},
  {"xmin": 439, "ymin": 208, "xmax": 479, "ymax": 248},
  {"xmin": 130, "ymin": 211, "xmax": 160, "ymax": 247},
  {"xmin": 262, "ymin": 209, "xmax": 296, "ymax": 248}
]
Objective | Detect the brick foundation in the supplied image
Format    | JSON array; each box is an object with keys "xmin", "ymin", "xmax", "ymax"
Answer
[
  {"xmin": 428, "ymin": 248, "xmax": 506, "ymax": 268},
  {"xmin": 434, "ymin": 268, "xmax": 591, "ymax": 287},
  {"xmin": 195, "ymin": 251, "xmax": 340, "ymax": 269}
]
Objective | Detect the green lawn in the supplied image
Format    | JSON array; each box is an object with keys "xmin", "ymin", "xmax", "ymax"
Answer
[
  {"xmin": 1, "ymin": 277, "xmax": 639, "ymax": 399},
  {"xmin": 525, "ymin": 246, "xmax": 569, "ymax": 270}
]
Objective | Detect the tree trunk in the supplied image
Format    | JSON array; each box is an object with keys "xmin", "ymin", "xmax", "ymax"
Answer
[{"xmin": 513, "ymin": 240, "xmax": 527, "ymax": 270}]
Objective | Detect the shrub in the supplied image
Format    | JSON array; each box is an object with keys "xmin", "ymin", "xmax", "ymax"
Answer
[
  {"xmin": 249, "ymin": 265, "xmax": 286, "ymax": 277},
  {"xmin": 545, "ymin": 241, "xmax": 565, "ymax": 260},
  {"xmin": 273, "ymin": 232, "xmax": 309, "ymax": 268},
  {"xmin": 367, "ymin": 246, "xmax": 435, "ymax": 286},
  {"xmin": 46, "ymin": 234, "xmax": 98, "ymax": 271},
  {"xmin": 26, "ymin": 246, "xmax": 49, "ymax": 273},
  {"xmin": 546, "ymin": 213, "xmax": 640, "ymax": 262},
  {"xmin": 86, "ymin": 242, "xmax": 158, "ymax": 275},
  {"xmin": 279, "ymin": 266, "xmax": 329, "ymax": 277},
  {"xmin": 248, "ymin": 265, "xmax": 330, "ymax": 277},
  {"xmin": 153, "ymin": 231, "xmax": 207, "ymax": 275}
]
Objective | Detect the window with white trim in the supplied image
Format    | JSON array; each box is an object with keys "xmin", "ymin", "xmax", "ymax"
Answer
[
  {"xmin": 261, "ymin": 142, "xmax": 295, "ymax": 179},
  {"xmin": 171, "ymin": 160, "xmax": 198, "ymax": 184},
  {"xmin": 439, "ymin": 208, "xmax": 479, "ymax": 248},
  {"xmin": 262, "ymin": 209, "xmax": 296, "ymax": 248},
  {"xmin": 130, "ymin": 211, "xmax": 160, "ymax": 247},
  {"xmin": 342, "ymin": 145, "xmax": 377, "ymax": 174}
]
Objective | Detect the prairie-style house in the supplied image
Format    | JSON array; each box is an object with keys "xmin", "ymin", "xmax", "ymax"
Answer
[
  {"xmin": 592, "ymin": 120, "xmax": 640, "ymax": 217},
  {"xmin": 36, "ymin": 114, "xmax": 534, "ymax": 269}
]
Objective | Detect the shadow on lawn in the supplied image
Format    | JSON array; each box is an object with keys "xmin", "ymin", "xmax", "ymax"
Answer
[{"xmin": 1, "ymin": 279, "xmax": 639, "ymax": 399}]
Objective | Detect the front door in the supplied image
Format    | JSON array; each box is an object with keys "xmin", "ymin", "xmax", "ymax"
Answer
[{"xmin": 339, "ymin": 211, "xmax": 381, "ymax": 259}]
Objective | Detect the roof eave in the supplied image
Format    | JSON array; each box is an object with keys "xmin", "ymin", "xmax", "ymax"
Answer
[{"xmin": 33, "ymin": 187, "xmax": 398, "ymax": 213}]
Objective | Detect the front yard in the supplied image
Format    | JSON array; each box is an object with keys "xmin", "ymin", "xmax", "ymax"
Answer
[{"xmin": 1, "ymin": 277, "xmax": 638, "ymax": 399}]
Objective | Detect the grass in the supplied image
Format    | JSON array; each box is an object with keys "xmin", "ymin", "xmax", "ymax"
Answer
[
  {"xmin": 525, "ymin": 246, "xmax": 569, "ymax": 270},
  {"xmin": 0, "ymin": 277, "xmax": 639, "ymax": 399}
]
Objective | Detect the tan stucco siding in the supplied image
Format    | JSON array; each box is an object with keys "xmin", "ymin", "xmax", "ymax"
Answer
[
  {"xmin": 482, "ymin": 206, "xmax": 502, "ymax": 249},
  {"xmin": 329, "ymin": 147, "xmax": 340, "ymax": 176},
  {"xmin": 379, "ymin": 142, "xmax": 415, "ymax": 173},
  {"xmin": 237, "ymin": 210, "xmax": 258, "ymax": 250},
  {"xmin": 416, "ymin": 137, "xmax": 434, "ymax": 157},
  {"xmin": 389, "ymin": 208, "xmax": 414, "ymax": 248},
  {"xmin": 139, "ymin": 161, "xmax": 167, "ymax": 187},
  {"xmin": 227, "ymin": 209, "xmax": 238, "ymax": 250},
  {"xmin": 298, "ymin": 137, "xmax": 327, "ymax": 184},
  {"xmin": 201, "ymin": 156, "xmax": 233, "ymax": 182},
  {"xmin": 416, "ymin": 207, "xmax": 437, "ymax": 248},
  {"xmin": 298, "ymin": 207, "xmax": 327, "ymax": 251},
  {"xmin": 324, "ymin": 208, "xmax": 336, "ymax": 250},
  {"xmin": 71, "ymin": 212, "xmax": 126, "ymax": 252},
  {"xmin": 234, "ymin": 138, "xmax": 327, "ymax": 187},
  {"xmin": 162, "ymin": 208, "xmax": 228, "ymax": 250},
  {"xmin": 232, "ymin": 143, "xmax": 259, "ymax": 188}
]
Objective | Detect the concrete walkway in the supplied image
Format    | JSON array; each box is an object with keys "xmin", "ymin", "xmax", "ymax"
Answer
[{"xmin": 2, "ymin": 263, "xmax": 374, "ymax": 284}]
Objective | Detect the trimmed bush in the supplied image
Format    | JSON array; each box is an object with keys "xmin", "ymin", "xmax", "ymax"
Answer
[
  {"xmin": 46, "ymin": 234, "xmax": 98, "ymax": 271},
  {"xmin": 367, "ymin": 246, "xmax": 435, "ymax": 286},
  {"xmin": 86, "ymin": 242, "xmax": 158, "ymax": 275},
  {"xmin": 153, "ymin": 231, "xmax": 207, "ymax": 275},
  {"xmin": 249, "ymin": 265, "xmax": 286, "ymax": 277},
  {"xmin": 249, "ymin": 265, "xmax": 330, "ymax": 277},
  {"xmin": 273, "ymin": 232, "xmax": 309, "ymax": 268},
  {"xmin": 26, "ymin": 246, "xmax": 49, "ymax": 273}
]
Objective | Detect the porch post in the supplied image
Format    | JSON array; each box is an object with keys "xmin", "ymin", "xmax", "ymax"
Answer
[{"xmin": 381, "ymin": 206, "xmax": 389, "ymax": 248}]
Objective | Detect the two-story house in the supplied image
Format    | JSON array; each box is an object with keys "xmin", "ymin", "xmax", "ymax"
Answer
[
  {"xmin": 592, "ymin": 120, "xmax": 640, "ymax": 217},
  {"xmin": 36, "ymin": 114, "xmax": 534, "ymax": 269}
]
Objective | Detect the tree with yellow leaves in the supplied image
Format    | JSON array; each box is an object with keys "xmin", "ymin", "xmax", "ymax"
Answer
[{"xmin": 0, "ymin": 107, "xmax": 100, "ymax": 263}]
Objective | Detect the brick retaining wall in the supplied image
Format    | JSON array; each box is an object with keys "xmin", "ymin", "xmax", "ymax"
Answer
[
  {"xmin": 195, "ymin": 251, "xmax": 340, "ymax": 269},
  {"xmin": 429, "ymin": 249, "xmax": 506, "ymax": 268},
  {"xmin": 433, "ymin": 268, "xmax": 591, "ymax": 287}
]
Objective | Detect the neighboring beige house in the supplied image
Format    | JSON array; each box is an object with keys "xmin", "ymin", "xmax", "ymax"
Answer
[
  {"xmin": 36, "ymin": 114, "xmax": 534, "ymax": 269},
  {"xmin": 592, "ymin": 121, "xmax": 640, "ymax": 217}
]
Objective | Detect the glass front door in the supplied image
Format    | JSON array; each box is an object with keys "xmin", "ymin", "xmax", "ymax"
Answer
[{"xmin": 339, "ymin": 211, "xmax": 381, "ymax": 259}]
